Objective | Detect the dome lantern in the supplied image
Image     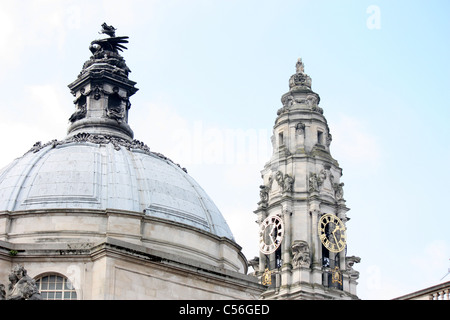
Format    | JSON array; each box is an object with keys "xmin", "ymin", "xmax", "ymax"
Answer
[{"xmin": 67, "ymin": 23, "xmax": 138, "ymax": 141}]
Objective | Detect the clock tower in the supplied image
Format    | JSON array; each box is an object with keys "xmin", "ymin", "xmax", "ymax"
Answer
[{"xmin": 253, "ymin": 59, "xmax": 360, "ymax": 300}]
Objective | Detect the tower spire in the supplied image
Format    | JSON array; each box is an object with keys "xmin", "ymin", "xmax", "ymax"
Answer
[
  {"xmin": 66, "ymin": 23, "xmax": 138, "ymax": 141},
  {"xmin": 253, "ymin": 58, "xmax": 360, "ymax": 300}
]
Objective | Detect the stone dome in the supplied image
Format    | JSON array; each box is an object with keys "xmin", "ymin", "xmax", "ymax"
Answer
[
  {"xmin": 0, "ymin": 26, "xmax": 262, "ymax": 301},
  {"xmin": 0, "ymin": 26, "xmax": 246, "ymax": 273},
  {"xmin": 0, "ymin": 26, "xmax": 236, "ymax": 243},
  {"xmin": 0, "ymin": 136, "xmax": 234, "ymax": 241}
]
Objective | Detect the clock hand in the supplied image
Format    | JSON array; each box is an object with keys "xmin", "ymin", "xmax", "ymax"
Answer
[
  {"xmin": 332, "ymin": 233, "xmax": 339, "ymax": 245},
  {"xmin": 332, "ymin": 225, "xmax": 340, "ymax": 244},
  {"xmin": 270, "ymin": 225, "xmax": 277, "ymax": 245}
]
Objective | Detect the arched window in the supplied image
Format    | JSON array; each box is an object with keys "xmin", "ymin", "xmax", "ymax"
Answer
[{"xmin": 35, "ymin": 274, "xmax": 78, "ymax": 300}]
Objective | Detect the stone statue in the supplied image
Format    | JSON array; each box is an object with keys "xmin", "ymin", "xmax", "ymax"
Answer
[
  {"xmin": 275, "ymin": 171, "xmax": 294, "ymax": 193},
  {"xmin": 69, "ymin": 104, "xmax": 86, "ymax": 123},
  {"xmin": 5, "ymin": 265, "xmax": 42, "ymax": 300},
  {"xmin": 80, "ymin": 23, "xmax": 132, "ymax": 80},
  {"xmin": 275, "ymin": 171, "xmax": 284, "ymax": 190},
  {"xmin": 296, "ymin": 58, "xmax": 305, "ymax": 74},
  {"xmin": 333, "ymin": 182, "xmax": 345, "ymax": 200},
  {"xmin": 89, "ymin": 23, "xmax": 129, "ymax": 54},
  {"xmin": 258, "ymin": 185, "xmax": 269, "ymax": 208},
  {"xmin": 308, "ymin": 172, "xmax": 321, "ymax": 192},
  {"xmin": 283, "ymin": 174, "xmax": 294, "ymax": 193},
  {"xmin": 295, "ymin": 122, "xmax": 305, "ymax": 135}
]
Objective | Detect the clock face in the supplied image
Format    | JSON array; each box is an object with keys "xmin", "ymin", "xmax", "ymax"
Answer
[
  {"xmin": 259, "ymin": 215, "xmax": 284, "ymax": 254},
  {"xmin": 318, "ymin": 214, "xmax": 346, "ymax": 253}
]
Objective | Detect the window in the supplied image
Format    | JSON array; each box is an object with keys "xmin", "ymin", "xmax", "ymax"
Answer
[
  {"xmin": 35, "ymin": 274, "xmax": 77, "ymax": 300},
  {"xmin": 317, "ymin": 130, "xmax": 323, "ymax": 145},
  {"xmin": 278, "ymin": 132, "xmax": 284, "ymax": 146}
]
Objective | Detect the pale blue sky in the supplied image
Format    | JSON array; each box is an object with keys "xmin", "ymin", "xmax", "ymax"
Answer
[{"xmin": 0, "ymin": 0, "xmax": 449, "ymax": 299}]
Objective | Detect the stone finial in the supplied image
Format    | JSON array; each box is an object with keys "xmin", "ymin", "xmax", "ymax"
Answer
[{"xmin": 289, "ymin": 58, "xmax": 312, "ymax": 89}]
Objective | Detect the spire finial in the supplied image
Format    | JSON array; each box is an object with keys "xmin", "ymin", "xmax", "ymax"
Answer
[{"xmin": 296, "ymin": 58, "xmax": 305, "ymax": 74}]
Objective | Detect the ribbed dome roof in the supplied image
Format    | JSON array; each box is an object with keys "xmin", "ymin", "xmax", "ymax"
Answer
[{"xmin": 0, "ymin": 135, "xmax": 234, "ymax": 240}]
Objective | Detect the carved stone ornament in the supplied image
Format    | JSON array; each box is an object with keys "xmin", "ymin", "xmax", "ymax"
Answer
[
  {"xmin": 291, "ymin": 240, "xmax": 311, "ymax": 268},
  {"xmin": 305, "ymin": 94, "xmax": 318, "ymax": 108},
  {"xmin": 308, "ymin": 172, "xmax": 321, "ymax": 192},
  {"xmin": 248, "ymin": 256, "xmax": 260, "ymax": 273},
  {"xmin": 326, "ymin": 133, "xmax": 332, "ymax": 147},
  {"xmin": 258, "ymin": 185, "xmax": 269, "ymax": 208},
  {"xmin": 0, "ymin": 265, "xmax": 42, "ymax": 300},
  {"xmin": 80, "ymin": 23, "xmax": 132, "ymax": 78},
  {"xmin": 295, "ymin": 122, "xmax": 305, "ymax": 135},
  {"xmin": 346, "ymin": 256, "xmax": 361, "ymax": 279},
  {"xmin": 333, "ymin": 182, "xmax": 345, "ymax": 200},
  {"xmin": 69, "ymin": 92, "xmax": 87, "ymax": 123},
  {"xmin": 311, "ymin": 104, "xmax": 324, "ymax": 114},
  {"xmin": 309, "ymin": 166, "xmax": 338, "ymax": 196},
  {"xmin": 275, "ymin": 171, "xmax": 294, "ymax": 193},
  {"xmin": 25, "ymin": 132, "xmax": 187, "ymax": 173}
]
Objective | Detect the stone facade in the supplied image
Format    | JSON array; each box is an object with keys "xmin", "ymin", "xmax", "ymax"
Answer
[{"xmin": 0, "ymin": 238, "xmax": 262, "ymax": 300}]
